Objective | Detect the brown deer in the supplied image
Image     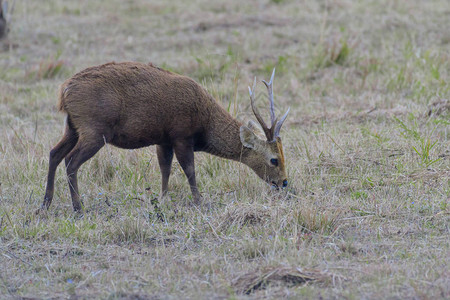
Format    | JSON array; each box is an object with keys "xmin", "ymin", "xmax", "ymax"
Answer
[{"xmin": 42, "ymin": 62, "xmax": 289, "ymax": 212}]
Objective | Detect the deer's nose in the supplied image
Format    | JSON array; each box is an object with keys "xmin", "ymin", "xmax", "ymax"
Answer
[{"xmin": 282, "ymin": 179, "xmax": 288, "ymax": 188}]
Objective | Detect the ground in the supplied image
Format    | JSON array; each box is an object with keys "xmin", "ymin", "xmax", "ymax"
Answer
[{"xmin": 0, "ymin": 0, "xmax": 449, "ymax": 299}]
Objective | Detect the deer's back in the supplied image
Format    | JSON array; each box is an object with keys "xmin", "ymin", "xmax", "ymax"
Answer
[{"xmin": 59, "ymin": 62, "xmax": 216, "ymax": 148}]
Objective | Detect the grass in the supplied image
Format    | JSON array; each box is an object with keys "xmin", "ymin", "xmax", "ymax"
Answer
[
  {"xmin": 0, "ymin": 0, "xmax": 449, "ymax": 299},
  {"xmin": 25, "ymin": 58, "xmax": 68, "ymax": 82}
]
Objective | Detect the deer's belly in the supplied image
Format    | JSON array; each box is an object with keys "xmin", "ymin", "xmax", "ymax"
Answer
[{"xmin": 109, "ymin": 132, "xmax": 160, "ymax": 149}]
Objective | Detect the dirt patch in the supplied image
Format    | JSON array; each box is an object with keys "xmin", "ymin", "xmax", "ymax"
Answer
[
  {"xmin": 193, "ymin": 15, "xmax": 289, "ymax": 32},
  {"xmin": 232, "ymin": 265, "xmax": 341, "ymax": 294},
  {"xmin": 290, "ymin": 106, "xmax": 411, "ymax": 127}
]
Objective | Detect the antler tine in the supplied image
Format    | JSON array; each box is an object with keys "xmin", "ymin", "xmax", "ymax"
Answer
[
  {"xmin": 273, "ymin": 107, "xmax": 290, "ymax": 138},
  {"xmin": 262, "ymin": 68, "xmax": 276, "ymax": 127},
  {"xmin": 249, "ymin": 77, "xmax": 272, "ymax": 140}
]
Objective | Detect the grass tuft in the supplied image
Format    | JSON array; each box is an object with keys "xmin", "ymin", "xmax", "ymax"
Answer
[
  {"xmin": 294, "ymin": 207, "xmax": 341, "ymax": 236},
  {"xmin": 218, "ymin": 203, "xmax": 270, "ymax": 231},
  {"xmin": 311, "ymin": 36, "xmax": 354, "ymax": 69},
  {"xmin": 25, "ymin": 56, "xmax": 68, "ymax": 81}
]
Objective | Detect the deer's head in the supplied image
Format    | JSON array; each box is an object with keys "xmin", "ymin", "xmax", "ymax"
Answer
[{"xmin": 240, "ymin": 69, "xmax": 290, "ymax": 189}]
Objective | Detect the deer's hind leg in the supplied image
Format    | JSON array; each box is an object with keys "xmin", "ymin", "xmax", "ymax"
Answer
[
  {"xmin": 64, "ymin": 132, "xmax": 104, "ymax": 212},
  {"xmin": 42, "ymin": 118, "xmax": 79, "ymax": 210}
]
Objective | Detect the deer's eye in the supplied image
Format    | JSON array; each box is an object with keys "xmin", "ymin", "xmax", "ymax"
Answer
[{"xmin": 270, "ymin": 158, "xmax": 279, "ymax": 166}]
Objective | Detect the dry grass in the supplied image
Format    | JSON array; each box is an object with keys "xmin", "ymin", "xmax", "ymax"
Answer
[{"xmin": 0, "ymin": 0, "xmax": 449, "ymax": 299}]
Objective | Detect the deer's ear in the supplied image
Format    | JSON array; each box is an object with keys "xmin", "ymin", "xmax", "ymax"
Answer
[
  {"xmin": 240, "ymin": 125, "xmax": 260, "ymax": 149},
  {"xmin": 247, "ymin": 120, "xmax": 265, "ymax": 138}
]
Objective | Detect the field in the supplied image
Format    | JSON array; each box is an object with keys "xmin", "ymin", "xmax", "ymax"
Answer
[{"xmin": 0, "ymin": 0, "xmax": 449, "ymax": 299}]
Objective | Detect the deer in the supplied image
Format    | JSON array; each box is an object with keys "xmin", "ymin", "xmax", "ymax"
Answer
[
  {"xmin": 0, "ymin": 0, "xmax": 12, "ymax": 40},
  {"xmin": 41, "ymin": 62, "xmax": 290, "ymax": 212},
  {"xmin": 0, "ymin": 0, "xmax": 7, "ymax": 39}
]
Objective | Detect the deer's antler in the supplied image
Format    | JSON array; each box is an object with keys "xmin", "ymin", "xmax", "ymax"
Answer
[
  {"xmin": 249, "ymin": 77, "xmax": 273, "ymax": 140},
  {"xmin": 248, "ymin": 68, "xmax": 290, "ymax": 142}
]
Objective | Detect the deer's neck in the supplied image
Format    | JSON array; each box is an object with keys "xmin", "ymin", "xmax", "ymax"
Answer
[{"xmin": 203, "ymin": 105, "xmax": 248, "ymax": 161}]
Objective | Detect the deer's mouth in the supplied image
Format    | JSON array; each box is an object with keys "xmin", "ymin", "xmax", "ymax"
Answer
[
  {"xmin": 271, "ymin": 181, "xmax": 279, "ymax": 190},
  {"xmin": 271, "ymin": 180, "xmax": 288, "ymax": 190}
]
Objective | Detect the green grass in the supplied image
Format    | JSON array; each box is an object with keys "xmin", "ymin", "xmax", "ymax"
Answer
[{"xmin": 0, "ymin": 0, "xmax": 449, "ymax": 299}]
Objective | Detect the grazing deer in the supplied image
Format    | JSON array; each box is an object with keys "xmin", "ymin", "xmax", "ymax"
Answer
[
  {"xmin": 0, "ymin": 0, "xmax": 7, "ymax": 39},
  {"xmin": 0, "ymin": 0, "xmax": 12, "ymax": 39},
  {"xmin": 42, "ymin": 62, "xmax": 289, "ymax": 212}
]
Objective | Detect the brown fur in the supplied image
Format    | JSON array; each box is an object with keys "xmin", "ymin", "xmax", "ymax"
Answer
[{"xmin": 42, "ymin": 62, "xmax": 288, "ymax": 211}]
